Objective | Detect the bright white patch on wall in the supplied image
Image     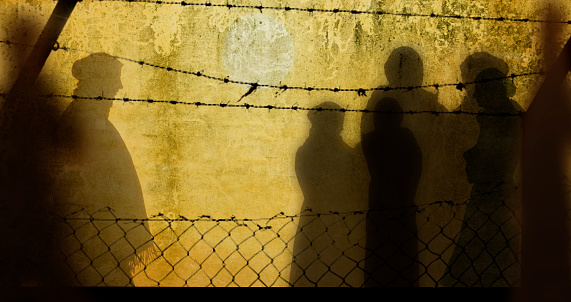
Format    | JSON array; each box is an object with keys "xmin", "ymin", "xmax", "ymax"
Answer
[{"xmin": 222, "ymin": 14, "xmax": 294, "ymax": 86}]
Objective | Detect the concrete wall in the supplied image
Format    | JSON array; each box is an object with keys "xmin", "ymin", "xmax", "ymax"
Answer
[{"xmin": 2, "ymin": 0, "xmax": 571, "ymax": 287}]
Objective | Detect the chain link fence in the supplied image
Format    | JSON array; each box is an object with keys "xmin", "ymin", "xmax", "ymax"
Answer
[{"xmin": 46, "ymin": 185, "xmax": 528, "ymax": 287}]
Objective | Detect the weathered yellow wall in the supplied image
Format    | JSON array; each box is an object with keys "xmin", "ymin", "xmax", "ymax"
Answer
[{"xmin": 2, "ymin": 0, "xmax": 571, "ymax": 287}]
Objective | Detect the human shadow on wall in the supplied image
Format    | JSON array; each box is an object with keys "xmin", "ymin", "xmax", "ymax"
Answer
[
  {"xmin": 360, "ymin": 46, "xmax": 445, "ymax": 286},
  {"xmin": 445, "ymin": 53, "xmax": 515, "ymax": 215},
  {"xmin": 361, "ymin": 97, "xmax": 422, "ymax": 287},
  {"xmin": 54, "ymin": 53, "xmax": 155, "ymax": 286},
  {"xmin": 290, "ymin": 102, "xmax": 368, "ymax": 287},
  {"xmin": 441, "ymin": 62, "xmax": 522, "ymax": 287},
  {"xmin": 361, "ymin": 47, "xmax": 447, "ymax": 189}
]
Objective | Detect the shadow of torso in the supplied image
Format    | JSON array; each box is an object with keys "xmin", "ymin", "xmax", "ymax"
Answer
[
  {"xmin": 290, "ymin": 106, "xmax": 368, "ymax": 287},
  {"xmin": 54, "ymin": 99, "xmax": 154, "ymax": 286}
]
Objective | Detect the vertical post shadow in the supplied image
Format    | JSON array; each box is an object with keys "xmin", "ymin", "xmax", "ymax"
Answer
[
  {"xmin": 515, "ymin": 34, "xmax": 571, "ymax": 301},
  {"xmin": 0, "ymin": 11, "xmax": 71, "ymax": 287}
]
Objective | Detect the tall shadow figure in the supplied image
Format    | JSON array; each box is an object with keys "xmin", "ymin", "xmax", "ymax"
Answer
[
  {"xmin": 290, "ymin": 102, "xmax": 368, "ymax": 287},
  {"xmin": 54, "ymin": 53, "xmax": 155, "ymax": 286},
  {"xmin": 441, "ymin": 66, "xmax": 522, "ymax": 287},
  {"xmin": 360, "ymin": 46, "xmax": 446, "ymax": 286},
  {"xmin": 445, "ymin": 53, "xmax": 515, "ymax": 211},
  {"xmin": 361, "ymin": 97, "xmax": 422, "ymax": 287}
]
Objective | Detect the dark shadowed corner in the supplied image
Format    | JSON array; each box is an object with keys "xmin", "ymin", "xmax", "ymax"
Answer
[
  {"xmin": 0, "ymin": 1, "xmax": 78, "ymax": 288},
  {"xmin": 0, "ymin": 0, "xmax": 155, "ymax": 294},
  {"xmin": 513, "ymin": 4, "xmax": 571, "ymax": 301}
]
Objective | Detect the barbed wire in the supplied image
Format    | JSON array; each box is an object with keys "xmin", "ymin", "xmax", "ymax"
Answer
[
  {"xmin": 51, "ymin": 186, "xmax": 519, "ymax": 225},
  {"xmin": 0, "ymin": 39, "xmax": 545, "ymax": 102},
  {"xmin": 53, "ymin": 43, "xmax": 544, "ymax": 97},
  {"xmin": 52, "ymin": 202, "xmax": 458, "ymax": 223},
  {"xmin": 74, "ymin": 0, "xmax": 571, "ymax": 25},
  {"xmin": 0, "ymin": 92, "xmax": 525, "ymax": 116}
]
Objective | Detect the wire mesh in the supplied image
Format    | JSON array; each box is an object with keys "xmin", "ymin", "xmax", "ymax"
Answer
[{"xmin": 48, "ymin": 185, "xmax": 524, "ymax": 287}]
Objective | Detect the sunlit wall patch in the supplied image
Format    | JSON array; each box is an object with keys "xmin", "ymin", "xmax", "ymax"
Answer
[{"xmin": 222, "ymin": 14, "xmax": 294, "ymax": 87}]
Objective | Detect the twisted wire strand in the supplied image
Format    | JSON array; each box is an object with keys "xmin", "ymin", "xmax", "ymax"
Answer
[
  {"xmin": 74, "ymin": 0, "xmax": 571, "ymax": 25},
  {"xmin": 0, "ymin": 92, "xmax": 524, "ymax": 116},
  {"xmin": 52, "ymin": 185, "xmax": 520, "ymax": 224},
  {"xmin": 0, "ymin": 39, "xmax": 544, "ymax": 100}
]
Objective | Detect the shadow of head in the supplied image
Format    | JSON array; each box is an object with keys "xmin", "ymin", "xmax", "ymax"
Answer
[
  {"xmin": 473, "ymin": 67, "xmax": 516, "ymax": 109},
  {"xmin": 373, "ymin": 97, "xmax": 403, "ymax": 130},
  {"xmin": 461, "ymin": 52, "xmax": 515, "ymax": 98},
  {"xmin": 384, "ymin": 47, "xmax": 424, "ymax": 87},
  {"xmin": 71, "ymin": 53, "xmax": 123, "ymax": 117},
  {"xmin": 307, "ymin": 101, "xmax": 345, "ymax": 136}
]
